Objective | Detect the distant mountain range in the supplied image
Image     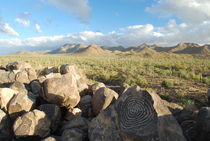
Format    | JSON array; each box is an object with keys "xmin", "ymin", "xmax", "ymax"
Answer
[{"xmin": 10, "ymin": 43, "xmax": 210, "ymax": 56}]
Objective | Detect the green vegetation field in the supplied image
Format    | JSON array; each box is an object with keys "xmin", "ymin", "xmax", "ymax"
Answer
[{"xmin": 0, "ymin": 55, "xmax": 209, "ymax": 106}]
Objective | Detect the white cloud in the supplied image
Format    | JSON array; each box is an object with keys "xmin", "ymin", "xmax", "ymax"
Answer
[
  {"xmin": 44, "ymin": 0, "xmax": 91, "ymax": 23},
  {"xmin": 0, "ymin": 23, "xmax": 19, "ymax": 37},
  {"xmin": 1, "ymin": 20, "xmax": 210, "ymax": 51},
  {"xmin": 15, "ymin": 12, "xmax": 30, "ymax": 26},
  {"xmin": 35, "ymin": 24, "xmax": 43, "ymax": 33},
  {"xmin": 146, "ymin": 0, "xmax": 210, "ymax": 23},
  {"xmin": 15, "ymin": 18, "xmax": 30, "ymax": 26}
]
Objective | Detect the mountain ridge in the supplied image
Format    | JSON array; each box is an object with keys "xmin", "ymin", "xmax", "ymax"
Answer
[{"xmin": 9, "ymin": 42, "xmax": 210, "ymax": 56}]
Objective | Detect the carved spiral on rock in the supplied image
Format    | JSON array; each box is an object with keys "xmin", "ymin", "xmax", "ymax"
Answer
[{"xmin": 117, "ymin": 93, "xmax": 158, "ymax": 136}]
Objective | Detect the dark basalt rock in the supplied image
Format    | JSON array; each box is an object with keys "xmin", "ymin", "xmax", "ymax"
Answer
[
  {"xmin": 196, "ymin": 107, "xmax": 210, "ymax": 141},
  {"xmin": 89, "ymin": 86, "xmax": 186, "ymax": 141}
]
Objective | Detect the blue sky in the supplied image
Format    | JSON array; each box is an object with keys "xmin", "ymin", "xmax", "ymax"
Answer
[
  {"xmin": 0, "ymin": 0, "xmax": 210, "ymax": 55},
  {"xmin": 0, "ymin": 0, "xmax": 162, "ymax": 38}
]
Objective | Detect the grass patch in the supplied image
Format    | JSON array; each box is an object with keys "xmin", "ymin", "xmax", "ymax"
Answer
[
  {"xmin": 161, "ymin": 80, "xmax": 174, "ymax": 88},
  {"xmin": 0, "ymin": 55, "xmax": 209, "ymax": 105}
]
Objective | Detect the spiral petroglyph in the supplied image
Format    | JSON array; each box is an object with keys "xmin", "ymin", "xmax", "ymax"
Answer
[{"xmin": 117, "ymin": 92, "xmax": 158, "ymax": 136}]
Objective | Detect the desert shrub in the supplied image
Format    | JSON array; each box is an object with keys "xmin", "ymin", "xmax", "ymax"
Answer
[
  {"xmin": 179, "ymin": 70, "xmax": 191, "ymax": 79},
  {"xmin": 161, "ymin": 80, "xmax": 174, "ymax": 88},
  {"xmin": 172, "ymin": 70, "xmax": 180, "ymax": 77},
  {"xmin": 135, "ymin": 76, "xmax": 148, "ymax": 86},
  {"xmin": 0, "ymin": 55, "xmax": 209, "ymax": 106},
  {"xmin": 180, "ymin": 99, "xmax": 194, "ymax": 107},
  {"xmin": 159, "ymin": 69, "xmax": 172, "ymax": 77},
  {"xmin": 124, "ymin": 78, "xmax": 136, "ymax": 86},
  {"xmin": 176, "ymin": 90, "xmax": 185, "ymax": 98},
  {"xmin": 202, "ymin": 76, "xmax": 210, "ymax": 85}
]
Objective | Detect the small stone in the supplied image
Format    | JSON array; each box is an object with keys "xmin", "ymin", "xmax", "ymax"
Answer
[
  {"xmin": 65, "ymin": 108, "xmax": 82, "ymax": 121},
  {"xmin": 41, "ymin": 136, "xmax": 61, "ymax": 141}
]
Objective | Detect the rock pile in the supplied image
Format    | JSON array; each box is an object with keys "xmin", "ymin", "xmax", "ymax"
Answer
[{"xmin": 0, "ymin": 61, "xmax": 209, "ymax": 141}]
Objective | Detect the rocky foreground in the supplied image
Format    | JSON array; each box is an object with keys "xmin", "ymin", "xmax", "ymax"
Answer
[{"xmin": 0, "ymin": 61, "xmax": 209, "ymax": 141}]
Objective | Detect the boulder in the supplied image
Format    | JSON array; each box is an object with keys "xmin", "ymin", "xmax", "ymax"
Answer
[
  {"xmin": 107, "ymin": 85, "xmax": 127, "ymax": 95},
  {"xmin": 30, "ymin": 80, "xmax": 44, "ymax": 97},
  {"xmin": 61, "ymin": 116, "xmax": 89, "ymax": 133},
  {"xmin": 15, "ymin": 68, "xmax": 37, "ymax": 83},
  {"xmin": 41, "ymin": 67, "xmax": 57, "ymax": 75},
  {"xmin": 8, "ymin": 81, "xmax": 27, "ymax": 94},
  {"xmin": 5, "ymin": 82, "xmax": 36, "ymax": 120},
  {"xmin": 6, "ymin": 62, "xmax": 37, "ymax": 83},
  {"xmin": 38, "ymin": 104, "xmax": 61, "ymax": 132},
  {"xmin": 61, "ymin": 128, "xmax": 85, "ymax": 141},
  {"xmin": 79, "ymin": 95, "xmax": 92, "ymax": 118},
  {"xmin": 0, "ymin": 109, "xmax": 13, "ymax": 141},
  {"xmin": 90, "ymin": 82, "xmax": 106, "ymax": 94},
  {"xmin": 15, "ymin": 71, "xmax": 31, "ymax": 83},
  {"xmin": 27, "ymin": 67, "xmax": 37, "ymax": 81},
  {"xmin": 181, "ymin": 120, "xmax": 197, "ymax": 141},
  {"xmin": 6, "ymin": 61, "xmax": 32, "ymax": 72},
  {"xmin": 0, "ymin": 88, "xmax": 17, "ymax": 110},
  {"xmin": 162, "ymin": 99, "xmax": 183, "ymax": 115},
  {"xmin": 207, "ymin": 89, "xmax": 210, "ymax": 104},
  {"xmin": 89, "ymin": 86, "xmax": 186, "ymax": 141},
  {"xmin": 61, "ymin": 117, "xmax": 89, "ymax": 140},
  {"xmin": 0, "ymin": 70, "xmax": 15, "ymax": 84},
  {"xmin": 175, "ymin": 105, "xmax": 198, "ymax": 123},
  {"xmin": 43, "ymin": 76, "xmax": 80, "ymax": 109},
  {"xmin": 92, "ymin": 87, "xmax": 118, "ymax": 116},
  {"xmin": 13, "ymin": 109, "xmax": 51, "ymax": 138},
  {"xmin": 89, "ymin": 106, "xmax": 122, "ymax": 141},
  {"xmin": 7, "ymin": 91, "xmax": 36, "ymax": 120},
  {"xmin": 196, "ymin": 107, "xmax": 210, "ymax": 141},
  {"xmin": 60, "ymin": 64, "xmax": 88, "ymax": 93},
  {"xmin": 45, "ymin": 73, "xmax": 62, "ymax": 79},
  {"xmin": 0, "ymin": 66, "xmax": 7, "ymax": 71},
  {"xmin": 38, "ymin": 73, "xmax": 62, "ymax": 83}
]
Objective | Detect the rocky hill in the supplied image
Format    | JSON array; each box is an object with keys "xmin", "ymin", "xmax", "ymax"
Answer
[
  {"xmin": 101, "ymin": 45, "xmax": 125, "ymax": 51},
  {"xmin": 10, "ymin": 50, "xmax": 51, "ymax": 55},
  {"xmin": 0, "ymin": 61, "xmax": 210, "ymax": 141},
  {"xmin": 48, "ymin": 44, "xmax": 88, "ymax": 54},
  {"xmin": 125, "ymin": 43, "xmax": 152, "ymax": 52},
  {"xmin": 9, "ymin": 43, "xmax": 210, "ymax": 56},
  {"xmin": 167, "ymin": 43, "xmax": 210, "ymax": 54},
  {"xmin": 73, "ymin": 44, "xmax": 112, "ymax": 56},
  {"xmin": 125, "ymin": 43, "xmax": 210, "ymax": 54}
]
